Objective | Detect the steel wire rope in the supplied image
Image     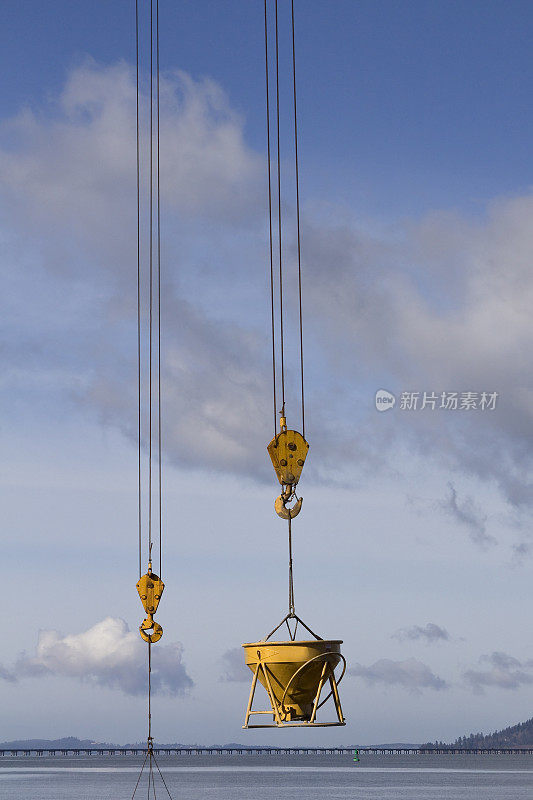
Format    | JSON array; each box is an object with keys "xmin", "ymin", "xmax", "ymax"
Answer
[
  {"xmin": 274, "ymin": 0, "xmax": 285, "ymax": 413},
  {"xmin": 136, "ymin": 0, "xmax": 142, "ymax": 580},
  {"xmin": 152, "ymin": 751, "xmax": 173, "ymax": 798},
  {"xmin": 148, "ymin": 640, "xmax": 152, "ymax": 744},
  {"xmin": 133, "ymin": 2, "xmax": 171, "ymax": 796},
  {"xmin": 147, "ymin": 765, "xmax": 152, "ymax": 799},
  {"xmin": 265, "ymin": 1, "xmax": 305, "ymax": 433},
  {"xmin": 265, "ymin": 0, "xmax": 307, "ymax": 618},
  {"xmin": 288, "ymin": 514, "xmax": 295, "ymax": 616},
  {"xmin": 156, "ymin": 0, "xmax": 162, "ymax": 578},
  {"xmin": 291, "ymin": 0, "xmax": 305, "ymax": 438},
  {"xmin": 264, "ymin": 0, "xmax": 277, "ymax": 438},
  {"xmin": 147, "ymin": 4, "xmax": 154, "ymax": 790},
  {"xmin": 148, "ymin": 0, "xmax": 154, "ymax": 566},
  {"xmin": 131, "ymin": 750, "xmax": 148, "ymax": 799}
]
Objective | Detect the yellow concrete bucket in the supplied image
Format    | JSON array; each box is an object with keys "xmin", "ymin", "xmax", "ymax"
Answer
[{"xmin": 242, "ymin": 639, "xmax": 346, "ymax": 728}]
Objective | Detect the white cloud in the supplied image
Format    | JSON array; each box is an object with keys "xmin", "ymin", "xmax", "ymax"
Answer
[
  {"xmin": 349, "ymin": 657, "xmax": 448, "ymax": 694},
  {"xmin": 302, "ymin": 197, "xmax": 533, "ymax": 512},
  {"xmin": 0, "ymin": 61, "xmax": 274, "ymax": 479},
  {"xmin": 1, "ymin": 617, "xmax": 193, "ymax": 696},
  {"xmin": 83, "ymin": 292, "xmax": 272, "ymax": 478},
  {"xmin": 3, "ymin": 60, "xmax": 533, "ymax": 526},
  {"xmin": 0, "ymin": 61, "xmax": 261, "ymax": 270}
]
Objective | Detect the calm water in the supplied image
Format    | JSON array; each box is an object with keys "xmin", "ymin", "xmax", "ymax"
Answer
[{"xmin": 1, "ymin": 752, "xmax": 532, "ymax": 799}]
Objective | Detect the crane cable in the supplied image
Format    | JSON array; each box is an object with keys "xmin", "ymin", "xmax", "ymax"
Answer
[
  {"xmin": 264, "ymin": 0, "xmax": 306, "ymax": 621},
  {"xmin": 132, "ymin": 1, "xmax": 171, "ymax": 797},
  {"xmin": 265, "ymin": 0, "xmax": 304, "ymax": 437},
  {"xmin": 136, "ymin": 0, "xmax": 142, "ymax": 582},
  {"xmin": 289, "ymin": 0, "xmax": 304, "ymax": 618},
  {"xmin": 291, "ymin": 0, "xmax": 305, "ymax": 442},
  {"xmin": 264, "ymin": 0, "xmax": 277, "ymax": 438},
  {"xmin": 274, "ymin": 0, "xmax": 285, "ymax": 417}
]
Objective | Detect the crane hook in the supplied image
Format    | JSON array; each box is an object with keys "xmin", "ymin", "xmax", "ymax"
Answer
[
  {"xmin": 139, "ymin": 615, "xmax": 163, "ymax": 643},
  {"xmin": 275, "ymin": 486, "xmax": 303, "ymax": 519},
  {"xmin": 136, "ymin": 561, "xmax": 165, "ymax": 643}
]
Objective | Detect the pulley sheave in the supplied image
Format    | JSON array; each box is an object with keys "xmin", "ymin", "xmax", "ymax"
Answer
[{"xmin": 267, "ymin": 423, "xmax": 309, "ymax": 488}]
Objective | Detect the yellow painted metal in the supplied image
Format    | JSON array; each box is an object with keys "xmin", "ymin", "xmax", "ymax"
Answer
[
  {"xmin": 136, "ymin": 562, "xmax": 164, "ymax": 643},
  {"xmin": 267, "ymin": 429, "xmax": 309, "ymax": 488},
  {"xmin": 242, "ymin": 639, "xmax": 345, "ymax": 727},
  {"xmin": 274, "ymin": 494, "xmax": 303, "ymax": 519},
  {"xmin": 139, "ymin": 617, "xmax": 163, "ymax": 643}
]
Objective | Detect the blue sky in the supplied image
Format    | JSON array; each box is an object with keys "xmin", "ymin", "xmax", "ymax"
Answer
[
  {"xmin": 2, "ymin": 0, "xmax": 533, "ymax": 746},
  {"xmin": 5, "ymin": 0, "xmax": 533, "ymax": 213}
]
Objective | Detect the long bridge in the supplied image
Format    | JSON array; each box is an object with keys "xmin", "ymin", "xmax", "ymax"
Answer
[{"xmin": 1, "ymin": 747, "xmax": 533, "ymax": 756}]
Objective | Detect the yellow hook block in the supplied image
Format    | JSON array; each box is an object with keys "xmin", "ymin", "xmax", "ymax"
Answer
[
  {"xmin": 136, "ymin": 563, "xmax": 164, "ymax": 643},
  {"xmin": 267, "ymin": 428, "xmax": 309, "ymax": 488}
]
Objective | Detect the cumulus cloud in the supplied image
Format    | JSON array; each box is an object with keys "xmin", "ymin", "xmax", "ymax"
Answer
[
  {"xmin": 0, "ymin": 61, "xmax": 260, "ymax": 264},
  {"xmin": 0, "ymin": 60, "xmax": 276, "ymax": 480},
  {"xmin": 85, "ymin": 293, "xmax": 273, "ymax": 479},
  {"xmin": 1, "ymin": 617, "xmax": 193, "ymax": 696},
  {"xmin": 303, "ymin": 198, "xmax": 533, "ymax": 512},
  {"xmin": 349, "ymin": 657, "xmax": 448, "ymax": 694},
  {"xmin": 392, "ymin": 623, "xmax": 450, "ymax": 644},
  {"xmin": 3, "ymin": 59, "xmax": 533, "ymax": 518},
  {"xmin": 463, "ymin": 651, "xmax": 533, "ymax": 693},
  {"xmin": 219, "ymin": 647, "xmax": 250, "ymax": 683}
]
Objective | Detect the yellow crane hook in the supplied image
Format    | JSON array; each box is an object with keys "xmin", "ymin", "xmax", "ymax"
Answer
[
  {"xmin": 274, "ymin": 487, "xmax": 303, "ymax": 519},
  {"xmin": 267, "ymin": 415, "xmax": 308, "ymax": 520},
  {"xmin": 136, "ymin": 561, "xmax": 164, "ymax": 643}
]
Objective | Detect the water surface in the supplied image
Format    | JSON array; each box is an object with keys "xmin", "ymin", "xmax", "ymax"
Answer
[{"xmin": 1, "ymin": 752, "xmax": 532, "ymax": 799}]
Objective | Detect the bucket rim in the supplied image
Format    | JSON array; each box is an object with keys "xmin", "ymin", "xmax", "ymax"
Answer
[{"xmin": 242, "ymin": 639, "xmax": 343, "ymax": 647}]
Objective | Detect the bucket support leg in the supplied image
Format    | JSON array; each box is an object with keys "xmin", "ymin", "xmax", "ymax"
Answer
[
  {"xmin": 243, "ymin": 652, "xmax": 346, "ymax": 728},
  {"xmin": 243, "ymin": 660, "xmax": 283, "ymax": 727},
  {"xmin": 329, "ymin": 669, "xmax": 345, "ymax": 724},
  {"xmin": 261, "ymin": 663, "xmax": 284, "ymax": 725},
  {"xmin": 309, "ymin": 660, "xmax": 329, "ymax": 724},
  {"xmin": 243, "ymin": 663, "xmax": 260, "ymax": 728}
]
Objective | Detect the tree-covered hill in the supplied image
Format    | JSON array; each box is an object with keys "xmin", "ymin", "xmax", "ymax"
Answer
[{"xmin": 424, "ymin": 718, "xmax": 533, "ymax": 748}]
